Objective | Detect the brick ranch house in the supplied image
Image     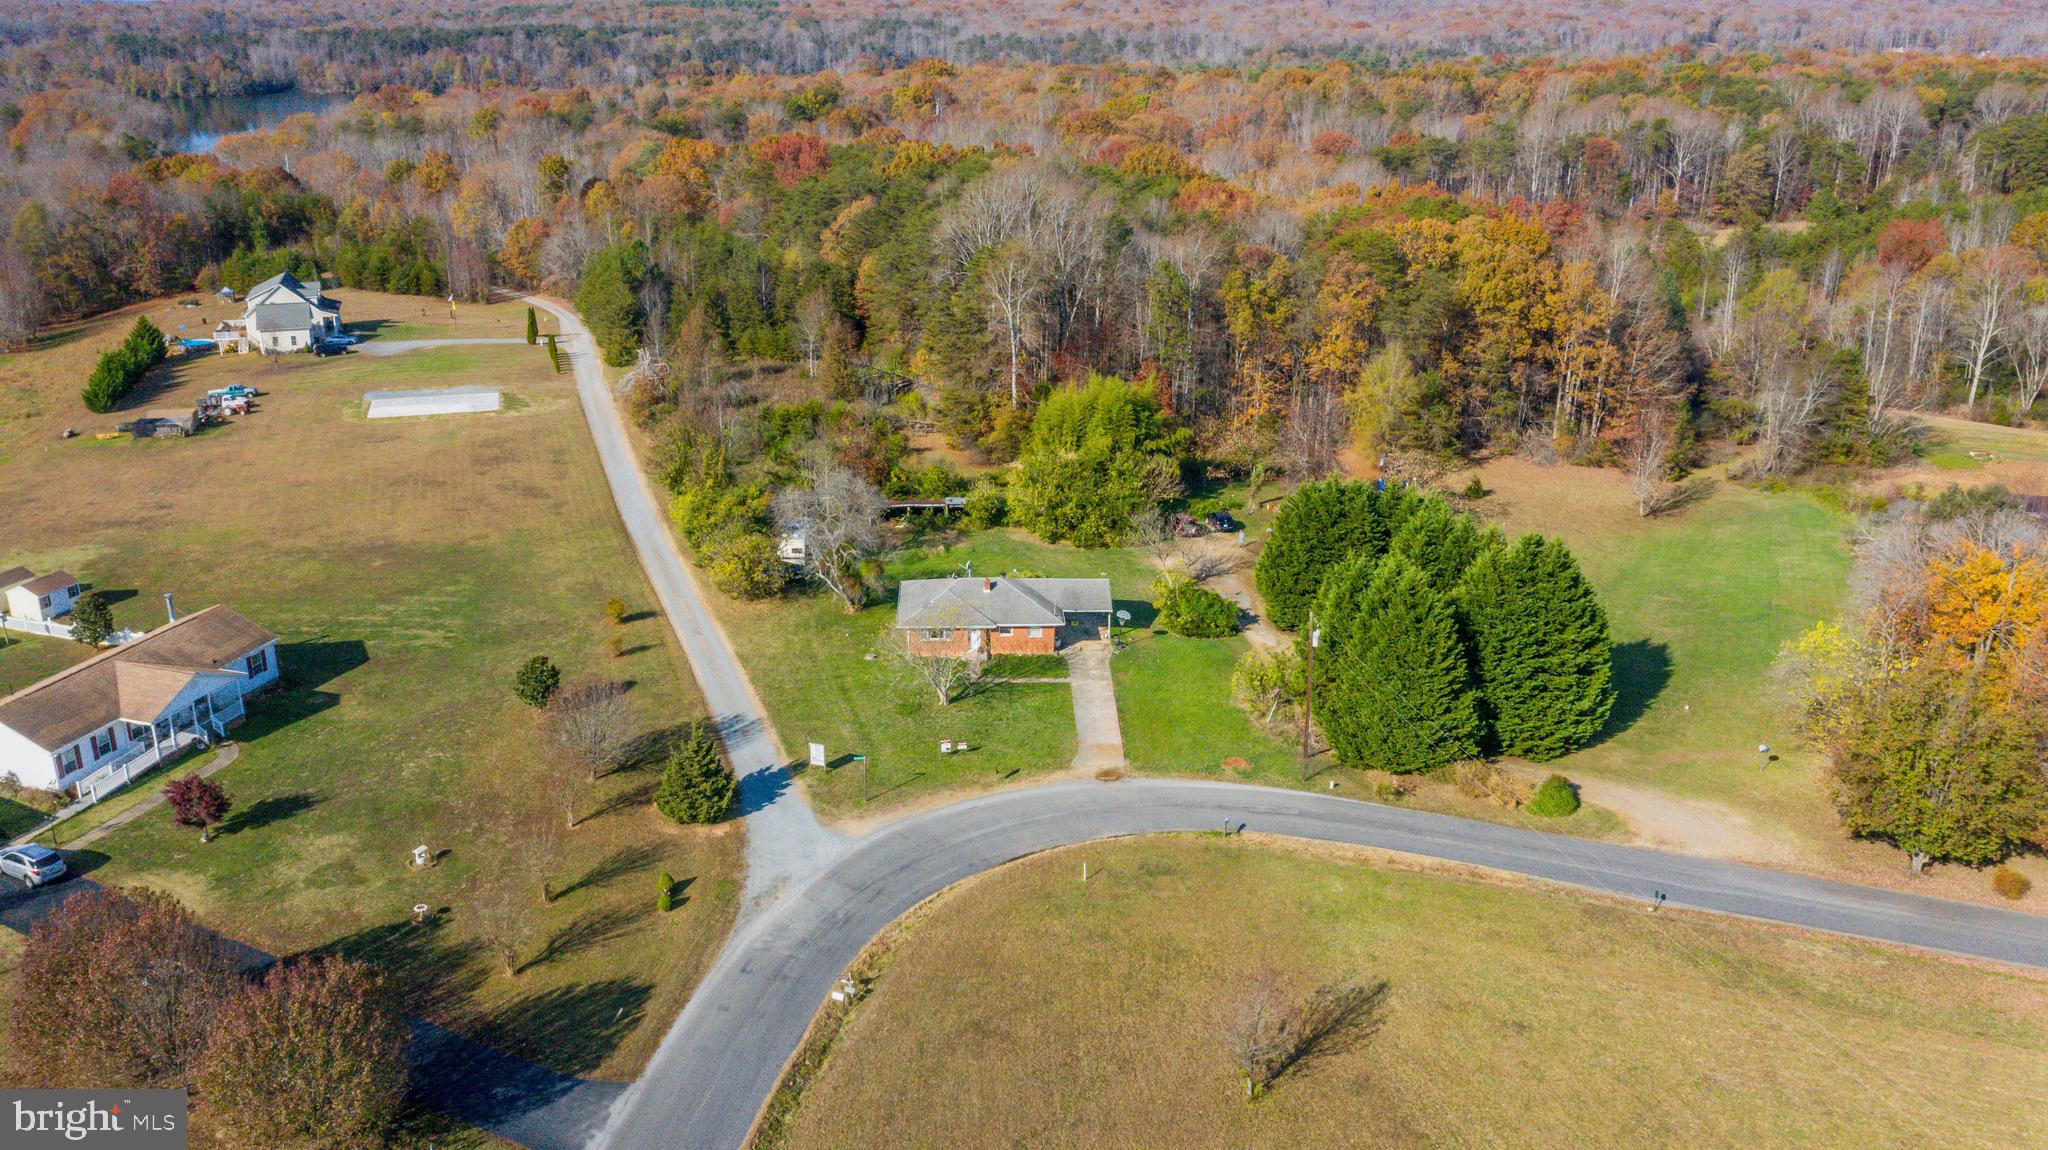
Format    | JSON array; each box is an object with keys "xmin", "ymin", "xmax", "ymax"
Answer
[
  {"xmin": 895, "ymin": 577, "xmax": 1113, "ymax": 658},
  {"xmin": 0, "ymin": 605, "xmax": 279, "ymax": 803}
]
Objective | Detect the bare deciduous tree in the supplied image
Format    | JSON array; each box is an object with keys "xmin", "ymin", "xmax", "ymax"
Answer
[
  {"xmin": 543, "ymin": 678, "xmax": 633, "ymax": 786},
  {"xmin": 774, "ymin": 460, "xmax": 887, "ymax": 611},
  {"xmin": 1623, "ymin": 410, "xmax": 1676, "ymax": 518},
  {"xmin": 795, "ymin": 290, "xmax": 832, "ymax": 378},
  {"xmin": 876, "ymin": 617, "xmax": 980, "ymax": 705},
  {"xmin": 1221, "ymin": 968, "xmax": 1388, "ymax": 1100}
]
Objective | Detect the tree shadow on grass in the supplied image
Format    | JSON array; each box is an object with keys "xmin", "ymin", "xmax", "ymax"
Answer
[
  {"xmin": 232, "ymin": 639, "xmax": 370, "ymax": 742},
  {"xmin": 620, "ymin": 723, "xmax": 697, "ymax": 770},
  {"xmin": 479, "ymin": 978, "xmax": 653, "ymax": 1077},
  {"xmin": 1277, "ymin": 978, "xmax": 1391, "ymax": 1084},
  {"xmin": 555, "ymin": 844, "xmax": 661, "ymax": 900},
  {"xmin": 524, "ymin": 905, "xmax": 645, "ymax": 972},
  {"xmin": 220, "ymin": 790, "xmax": 323, "ymax": 835},
  {"xmin": 315, "ymin": 915, "xmax": 491, "ymax": 1023},
  {"xmin": 1590, "ymin": 638, "xmax": 1673, "ymax": 747}
]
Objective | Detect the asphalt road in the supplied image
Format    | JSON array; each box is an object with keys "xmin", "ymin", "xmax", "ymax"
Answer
[
  {"xmin": 522, "ymin": 297, "xmax": 846, "ymax": 913},
  {"xmin": 593, "ymin": 776, "xmax": 2048, "ymax": 1150}
]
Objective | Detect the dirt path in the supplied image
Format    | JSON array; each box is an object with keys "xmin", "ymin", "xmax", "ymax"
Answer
[{"xmin": 1509, "ymin": 766, "xmax": 1802, "ymax": 866}]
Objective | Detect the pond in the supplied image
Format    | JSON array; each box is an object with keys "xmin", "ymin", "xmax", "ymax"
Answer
[{"xmin": 165, "ymin": 89, "xmax": 348, "ymax": 154}]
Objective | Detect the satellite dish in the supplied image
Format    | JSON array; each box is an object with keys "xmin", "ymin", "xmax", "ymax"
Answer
[{"xmin": 1115, "ymin": 610, "xmax": 1131, "ymax": 622}]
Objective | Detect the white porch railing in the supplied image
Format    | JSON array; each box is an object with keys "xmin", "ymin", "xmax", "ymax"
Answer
[{"xmin": 73, "ymin": 730, "xmax": 208, "ymax": 805}]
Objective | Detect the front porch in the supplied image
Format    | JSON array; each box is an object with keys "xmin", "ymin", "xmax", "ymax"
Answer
[{"xmin": 68, "ymin": 687, "xmax": 245, "ymax": 806}]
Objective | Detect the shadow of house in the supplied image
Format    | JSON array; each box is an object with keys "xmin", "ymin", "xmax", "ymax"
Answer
[{"xmin": 232, "ymin": 638, "xmax": 370, "ymax": 741}]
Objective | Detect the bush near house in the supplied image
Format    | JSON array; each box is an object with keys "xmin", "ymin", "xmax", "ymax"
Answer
[{"xmin": 1151, "ymin": 571, "xmax": 1240, "ymax": 638}]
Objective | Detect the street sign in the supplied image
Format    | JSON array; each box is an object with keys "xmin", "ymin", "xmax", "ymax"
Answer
[{"xmin": 809, "ymin": 742, "xmax": 826, "ymax": 768}]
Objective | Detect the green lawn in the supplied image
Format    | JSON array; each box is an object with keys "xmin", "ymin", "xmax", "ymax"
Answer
[
  {"xmin": 1479, "ymin": 468, "xmax": 1852, "ymax": 845},
  {"xmin": 1113, "ymin": 629, "xmax": 1626, "ymax": 838},
  {"xmin": 765, "ymin": 835, "xmax": 2048, "ymax": 1150},
  {"xmin": 0, "ymin": 295, "xmax": 740, "ymax": 1081},
  {"xmin": 710, "ymin": 531, "xmax": 1155, "ymax": 818}
]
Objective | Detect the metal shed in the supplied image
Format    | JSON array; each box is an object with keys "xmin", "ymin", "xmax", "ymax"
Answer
[{"xmin": 363, "ymin": 385, "xmax": 502, "ymax": 419}]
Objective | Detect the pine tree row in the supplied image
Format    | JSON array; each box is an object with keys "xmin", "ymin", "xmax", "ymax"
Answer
[{"xmin": 1256, "ymin": 479, "xmax": 1615, "ymax": 772}]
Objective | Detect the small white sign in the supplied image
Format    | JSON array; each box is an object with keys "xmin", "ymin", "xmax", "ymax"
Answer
[{"xmin": 809, "ymin": 742, "xmax": 827, "ymax": 768}]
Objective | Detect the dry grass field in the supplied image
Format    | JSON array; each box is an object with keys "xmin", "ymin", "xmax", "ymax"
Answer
[
  {"xmin": 763, "ymin": 835, "xmax": 2048, "ymax": 1150},
  {"xmin": 0, "ymin": 291, "xmax": 733, "ymax": 1080}
]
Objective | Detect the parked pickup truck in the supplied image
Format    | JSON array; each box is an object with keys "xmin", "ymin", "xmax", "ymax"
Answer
[{"xmin": 207, "ymin": 384, "xmax": 259, "ymax": 399}]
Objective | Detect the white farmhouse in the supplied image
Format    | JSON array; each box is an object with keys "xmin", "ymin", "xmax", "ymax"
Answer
[
  {"xmin": 0, "ymin": 605, "xmax": 279, "ymax": 801},
  {"xmin": 212, "ymin": 271, "xmax": 342, "ymax": 354},
  {"xmin": 0, "ymin": 568, "xmax": 80, "ymax": 623}
]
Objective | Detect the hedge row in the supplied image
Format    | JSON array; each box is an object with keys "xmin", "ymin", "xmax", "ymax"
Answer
[{"xmin": 81, "ymin": 317, "xmax": 168, "ymax": 413}]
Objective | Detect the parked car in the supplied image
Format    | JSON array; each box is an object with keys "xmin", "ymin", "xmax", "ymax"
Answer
[
  {"xmin": 313, "ymin": 341, "xmax": 349, "ymax": 357},
  {"xmin": 1205, "ymin": 511, "xmax": 1239, "ymax": 533},
  {"xmin": 325, "ymin": 333, "xmax": 360, "ymax": 346},
  {"xmin": 0, "ymin": 844, "xmax": 67, "ymax": 889},
  {"xmin": 1172, "ymin": 512, "xmax": 1204, "ymax": 538}
]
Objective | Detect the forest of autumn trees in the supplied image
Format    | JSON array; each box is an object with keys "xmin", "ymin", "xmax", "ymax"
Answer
[{"xmin": 5, "ymin": 30, "xmax": 2048, "ymax": 493}]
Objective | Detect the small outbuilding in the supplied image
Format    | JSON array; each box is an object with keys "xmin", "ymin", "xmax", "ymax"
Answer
[
  {"xmin": 364, "ymin": 385, "xmax": 502, "ymax": 419},
  {"xmin": 1, "ymin": 569, "xmax": 80, "ymax": 623},
  {"xmin": 132, "ymin": 409, "xmax": 200, "ymax": 438}
]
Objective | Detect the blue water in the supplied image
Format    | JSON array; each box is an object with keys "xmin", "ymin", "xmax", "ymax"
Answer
[{"xmin": 168, "ymin": 89, "xmax": 347, "ymax": 154}]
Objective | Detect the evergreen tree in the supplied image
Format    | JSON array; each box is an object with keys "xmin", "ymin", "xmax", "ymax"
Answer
[
  {"xmin": 1459, "ymin": 534, "xmax": 1614, "ymax": 759},
  {"xmin": 1255, "ymin": 479, "xmax": 1396, "ymax": 631},
  {"xmin": 1386, "ymin": 495, "xmax": 1503, "ymax": 591},
  {"xmin": 654, "ymin": 725, "xmax": 738, "ymax": 824},
  {"xmin": 68, "ymin": 592, "xmax": 114, "ymax": 646},
  {"xmin": 1145, "ymin": 259, "xmax": 1195, "ymax": 395},
  {"xmin": 1314, "ymin": 556, "xmax": 1481, "ymax": 772},
  {"xmin": 513, "ymin": 655, "xmax": 561, "ymax": 708},
  {"xmin": 525, "ymin": 306, "xmax": 539, "ymax": 345},
  {"xmin": 574, "ymin": 241, "xmax": 647, "ymax": 366}
]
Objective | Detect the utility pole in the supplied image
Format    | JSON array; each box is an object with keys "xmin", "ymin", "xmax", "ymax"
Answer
[{"xmin": 1300, "ymin": 610, "xmax": 1319, "ymax": 779}]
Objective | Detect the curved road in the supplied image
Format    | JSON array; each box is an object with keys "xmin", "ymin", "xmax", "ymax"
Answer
[
  {"xmin": 518, "ymin": 295, "xmax": 2048, "ymax": 1150},
  {"xmin": 597, "ymin": 777, "xmax": 2048, "ymax": 1150}
]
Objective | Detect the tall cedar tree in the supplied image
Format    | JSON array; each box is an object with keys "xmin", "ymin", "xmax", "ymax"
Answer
[
  {"xmin": 11, "ymin": 887, "xmax": 239, "ymax": 1087},
  {"xmin": 1314, "ymin": 556, "xmax": 1482, "ymax": 771},
  {"xmin": 525, "ymin": 305, "xmax": 539, "ymax": 345},
  {"xmin": 1256, "ymin": 480, "xmax": 1409, "ymax": 631},
  {"xmin": 1831, "ymin": 664, "xmax": 2048, "ymax": 872},
  {"xmin": 1386, "ymin": 495, "xmax": 1502, "ymax": 591},
  {"xmin": 1459, "ymin": 534, "xmax": 1615, "ymax": 759},
  {"xmin": 198, "ymin": 956, "xmax": 409, "ymax": 1149}
]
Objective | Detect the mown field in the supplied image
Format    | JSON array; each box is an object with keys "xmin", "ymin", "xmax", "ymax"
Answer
[
  {"xmin": 763, "ymin": 835, "xmax": 2048, "ymax": 1150},
  {"xmin": 0, "ymin": 291, "xmax": 733, "ymax": 1081}
]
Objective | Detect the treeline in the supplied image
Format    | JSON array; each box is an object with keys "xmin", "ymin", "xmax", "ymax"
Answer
[
  {"xmin": 9, "ymin": 49, "xmax": 2048, "ymax": 486},
  {"xmin": 0, "ymin": 0, "xmax": 2042, "ymax": 104},
  {"xmin": 81, "ymin": 317, "xmax": 168, "ymax": 412}
]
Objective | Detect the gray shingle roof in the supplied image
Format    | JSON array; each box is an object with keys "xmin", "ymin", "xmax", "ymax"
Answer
[
  {"xmin": 0, "ymin": 605, "xmax": 274, "ymax": 751},
  {"xmin": 247, "ymin": 302, "xmax": 313, "ymax": 333},
  {"xmin": 894, "ymin": 577, "xmax": 1111, "ymax": 630}
]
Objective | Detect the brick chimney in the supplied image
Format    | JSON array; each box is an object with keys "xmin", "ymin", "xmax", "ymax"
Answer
[{"xmin": 982, "ymin": 578, "xmax": 992, "ymax": 592}]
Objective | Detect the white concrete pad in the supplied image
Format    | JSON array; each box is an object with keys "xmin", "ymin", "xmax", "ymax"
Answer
[{"xmin": 364, "ymin": 385, "xmax": 501, "ymax": 419}]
